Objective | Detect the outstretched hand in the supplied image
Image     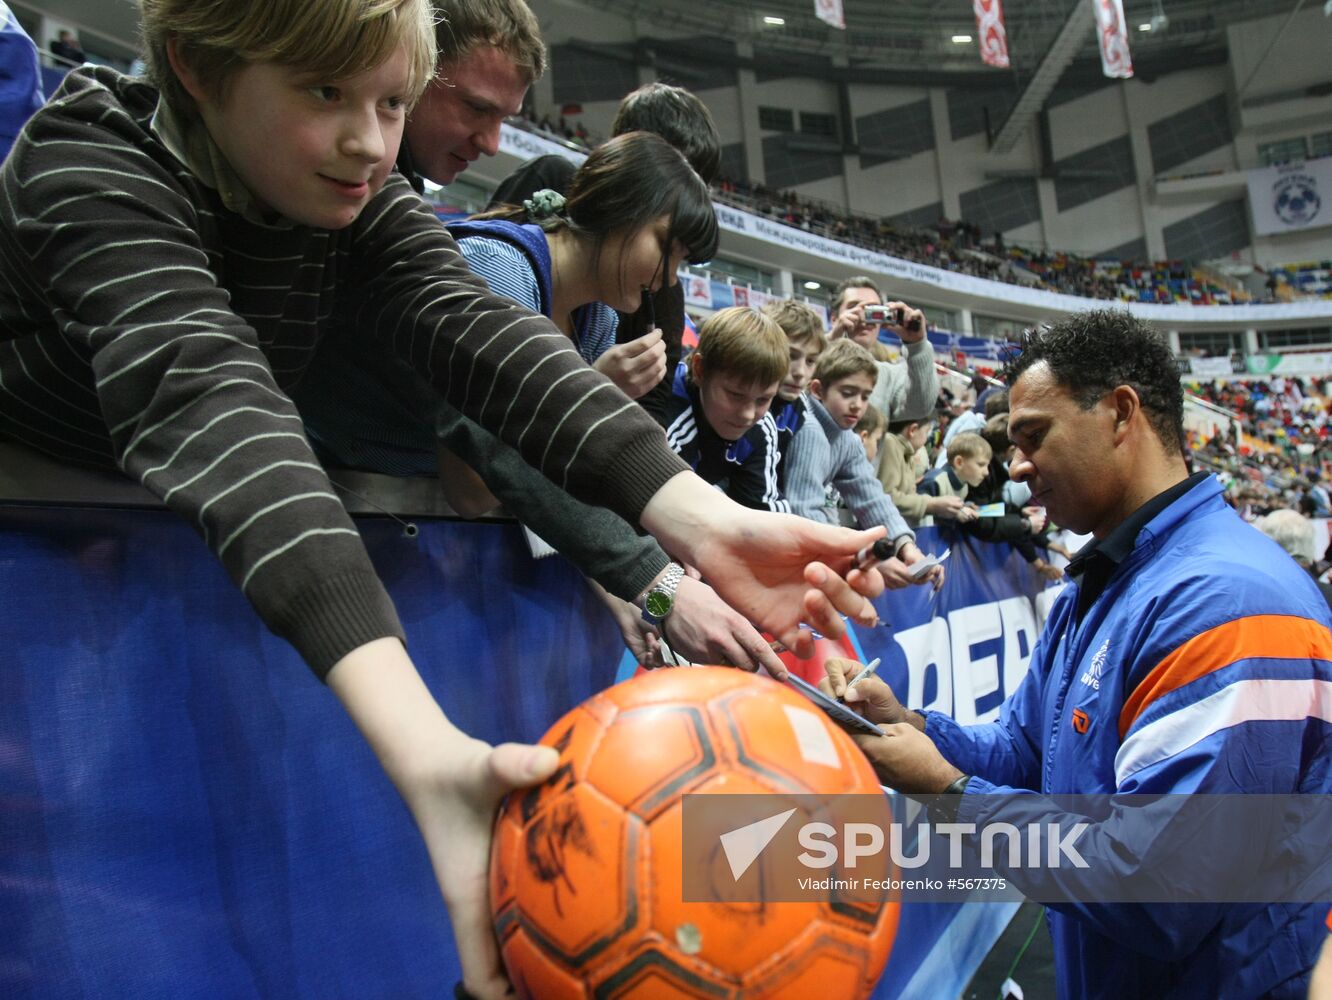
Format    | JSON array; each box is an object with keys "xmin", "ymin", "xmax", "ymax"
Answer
[
  {"xmin": 327, "ymin": 639, "xmax": 559, "ymax": 1000},
  {"xmin": 712, "ymin": 516, "xmax": 887, "ymax": 657},
  {"xmin": 414, "ymin": 740, "xmax": 560, "ymax": 1000},
  {"xmin": 639, "ymin": 474, "xmax": 887, "ymax": 658},
  {"xmin": 896, "ymin": 540, "xmax": 946, "ymax": 591},
  {"xmin": 665, "ymin": 575, "xmax": 789, "ymax": 677}
]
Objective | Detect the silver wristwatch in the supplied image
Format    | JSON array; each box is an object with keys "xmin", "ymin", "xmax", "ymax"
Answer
[{"xmin": 640, "ymin": 562, "xmax": 684, "ymax": 626}]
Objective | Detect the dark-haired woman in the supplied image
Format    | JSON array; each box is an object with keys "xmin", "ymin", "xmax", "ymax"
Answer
[{"xmin": 297, "ymin": 129, "xmax": 717, "ymax": 473}]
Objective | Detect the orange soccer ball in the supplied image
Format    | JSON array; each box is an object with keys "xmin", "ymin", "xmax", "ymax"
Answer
[{"xmin": 489, "ymin": 667, "xmax": 899, "ymax": 999}]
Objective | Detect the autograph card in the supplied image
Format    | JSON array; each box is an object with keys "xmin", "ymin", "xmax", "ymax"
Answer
[{"xmin": 785, "ymin": 674, "xmax": 884, "ymax": 738}]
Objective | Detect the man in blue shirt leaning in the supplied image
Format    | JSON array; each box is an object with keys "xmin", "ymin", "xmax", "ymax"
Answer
[{"xmin": 828, "ymin": 309, "xmax": 1332, "ymax": 999}]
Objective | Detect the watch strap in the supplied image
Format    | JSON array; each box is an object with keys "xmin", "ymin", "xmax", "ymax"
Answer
[{"xmin": 928, "ymin": 774, "xmax": 972, "ymax": 825}]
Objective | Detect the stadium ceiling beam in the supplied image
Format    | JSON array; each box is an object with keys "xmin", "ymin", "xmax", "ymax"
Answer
[{"xmin": 989, "ymin": 0, "xmax": 1095, "ymax": 154}]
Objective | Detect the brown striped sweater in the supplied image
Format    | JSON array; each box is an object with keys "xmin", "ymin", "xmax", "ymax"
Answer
[{"xmin": 0, "ymin": 67, "xmax": 686, "ymax": 675}]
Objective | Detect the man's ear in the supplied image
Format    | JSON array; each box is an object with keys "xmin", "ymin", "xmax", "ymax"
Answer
[
  {"xmin": 166, "ymin": 36, "xmax": 211, "ymax": 107},
  {"xmin": 809, "ymin": 378, "xmax": 825, "ymax": 400},
  {"xmin": 1110, "ymin": 384, "xmax": 1141, "ymax": 438}
]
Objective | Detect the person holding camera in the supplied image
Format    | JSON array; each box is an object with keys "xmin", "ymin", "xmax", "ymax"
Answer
[{"xmin": 826, "ymin": 276, "xmax": 938, "ymax": 426}]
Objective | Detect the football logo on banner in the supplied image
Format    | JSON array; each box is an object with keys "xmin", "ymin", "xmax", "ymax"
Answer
[
  {"xmin": 1091, "ymin": 0, "xmax": 1134, "ymax": 79},
  {"xmin": 1273, "ymin": 173, "xmax": 1322, "ymax": 228},
  {"xmin": 1247, "ymin": 159, "xmax": 1332, "ymax": 235},
  {"xmin": 814, "ymin": 0, "xmax": 845, "ymax": 29},
  {"xmin": 973, "ymin": 0, "xmax": 1010, "ymax": 68}
]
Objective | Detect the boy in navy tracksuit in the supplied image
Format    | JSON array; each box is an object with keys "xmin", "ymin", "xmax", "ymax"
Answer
[{"xmin": 657, "ymin": 306, "xmax": 789, "ymax": 511}]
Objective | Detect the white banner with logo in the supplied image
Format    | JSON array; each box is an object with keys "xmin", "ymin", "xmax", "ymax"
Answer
[
  {"xmin": 1248, "ymin": 159, "xmax": 1331, "ymax": 236},
  {"xmin": 493, "ymin": 123, "xmax": 1332, "ymax": 327},
  {"xmin": 684, "ymin": 274, "xmax": 713, "ymax": 309},
  {"xmin": 1245, "ymin": 352, "xmax": 1332, "ymax": 376},
  {"xmin": 1188, "ymin": 356, "xmax": 1235, "ymax": 377},
  {"xmin": 706, "ymin": 200, "xmax": 1332, "ymax": 324},
  {"xmin": 1091, "ymin": 0, "xmax": 1133, "ymax": 79}
]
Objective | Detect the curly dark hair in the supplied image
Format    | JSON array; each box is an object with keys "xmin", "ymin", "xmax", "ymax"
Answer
[{"xmin": 1001, "ymin": 309, "xmax": 1185, "ymax": 457}]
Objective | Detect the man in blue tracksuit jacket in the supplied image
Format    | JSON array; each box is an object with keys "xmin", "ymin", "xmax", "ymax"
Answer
[{"xmin": 830, "ymin": 309, "xmax": 1332, "ymax": 998}]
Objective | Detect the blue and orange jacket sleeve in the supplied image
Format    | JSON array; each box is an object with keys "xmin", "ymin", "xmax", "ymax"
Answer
[{"xmin": 1115, "ymin": 613, "xmax": 1332, "ymax": 793}]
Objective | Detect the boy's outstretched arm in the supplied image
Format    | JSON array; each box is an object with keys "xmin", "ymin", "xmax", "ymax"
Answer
[{"xmin": 328, "ymin": 638, "xmax": 559, "ymax": 1000}]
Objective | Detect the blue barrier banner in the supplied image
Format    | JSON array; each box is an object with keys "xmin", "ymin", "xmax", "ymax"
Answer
[
  {"xmin": 836, "ymin": 527, "xmax": 1050, "ymax": 725},
  {"xmin": 1, "ymin": 507, "xmax": 1046, "ymax": 998}
]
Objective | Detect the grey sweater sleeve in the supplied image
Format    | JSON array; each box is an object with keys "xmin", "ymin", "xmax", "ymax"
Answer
[
  {"xmin": 830, "ymin": 433, "xmax": 915, "ymax": 546},
  {"xmin": 870, "ymin": 339, "xmax": 940, "ymax": 422},
  {"xmin": 437, "ymin": 405, "xmax": 669, "ymax": 601},
  {"xmin": 782, "ymin": 418, "xmax": 837, "ymax": 524}
]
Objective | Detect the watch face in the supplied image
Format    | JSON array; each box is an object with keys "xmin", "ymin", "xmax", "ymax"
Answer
[{"xmin": 645, "ymin": 590, "xmax": 673, "ymax": 618}]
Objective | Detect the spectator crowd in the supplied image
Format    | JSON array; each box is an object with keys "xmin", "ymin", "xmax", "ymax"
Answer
[{"xmin": 505, "ymin": 107, "xmax": 1332, "ymax": 308}]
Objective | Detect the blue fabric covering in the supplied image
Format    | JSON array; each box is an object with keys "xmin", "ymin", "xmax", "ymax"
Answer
[{"xmin": 1, "ymin": 508, "xmax": 1038, "ymax": 997}]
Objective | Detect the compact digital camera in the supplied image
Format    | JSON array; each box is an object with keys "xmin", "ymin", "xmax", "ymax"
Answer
[{"xmin": 864, "ymin": 303, "xmax": 921, "ymax": 332}]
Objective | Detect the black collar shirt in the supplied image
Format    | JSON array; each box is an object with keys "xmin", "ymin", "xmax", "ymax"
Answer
[{"xmin": 1065, "ymin": 471, "xmax": 1210, "ymax": 623}]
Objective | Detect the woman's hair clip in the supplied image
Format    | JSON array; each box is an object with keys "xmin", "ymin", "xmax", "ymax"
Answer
[{"xmin": 523, "ymin": 189, "xmax": 567, "ymax": 221}]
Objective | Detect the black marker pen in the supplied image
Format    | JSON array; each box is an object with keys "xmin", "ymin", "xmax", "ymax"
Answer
[
  {"xmin": 641, "ymin": 286, "xmax": 656, "ymax": 331},
  {"xmin": 855, "ymin": 536, "xmax": 895, "ymax": 571}
]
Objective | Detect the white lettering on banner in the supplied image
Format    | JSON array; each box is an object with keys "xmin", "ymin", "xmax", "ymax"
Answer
[
  {"xmin": 715, "ymin": 206, "xmax": 750, "ymax": 232},
  {"xmin": 895, "ymin": 597, "xmax": 1037, "ymax": 722},
  {"xmin": 896, "ymin": 617, "xmax": 953, "ymax": 720},
  {"xmin": 497, "ymin": 127, "xmax": 586, "ymax": 165},
  {"xmin": 999, "ymin": 597, "xmax": 1038, "ymax": 695},
  {"xmin": 951, "ymin": 603, "xmax": 1003, "ymax": 724}
]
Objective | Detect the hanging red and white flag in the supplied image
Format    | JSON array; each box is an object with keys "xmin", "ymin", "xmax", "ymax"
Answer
[
  {"xmin": 972, "ymin": 0, "xmax": 1010, "ymax": 68},
  {"xmin": 1091, "ymin": 0, "xmax": 1134, "ymax": 78},
  {"xmin": 814, "ymin": 0, "xmax": 845, "ymax": 30}
]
